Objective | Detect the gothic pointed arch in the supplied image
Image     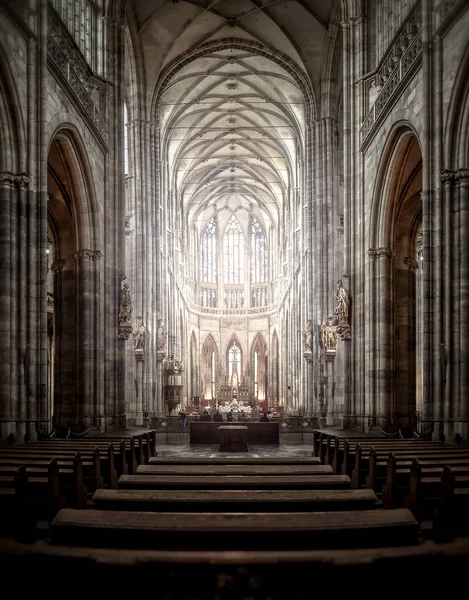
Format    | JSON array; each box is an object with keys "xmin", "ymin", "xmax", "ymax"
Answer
[
  {"xmin": 368, "ymin": 124, "xmax": 422, "ymax": 430},
  {"xmin": 0, "ymin": 40, "xmax": 26, "ymax": 172},
  {"xmin": 189, "ymin": 331, "xmax": 199, "ymax": 405},
  {"xmin": 202, "ymin": 334, "xmax": 218, "ymax": 401},
  {"xmin": 444, "ymin": 40, "xmax": 469, "ymax": 168},
  {"xmin": 47, "ymin": 126, "xmax": 102, "ymax": 431},
  {"xmin": 271, "ymin": 329, "xmax": 280, "ymax": 408},
  {"xmin": 251, "ymin": 332, "xmax": 268, "ymax": 406}
]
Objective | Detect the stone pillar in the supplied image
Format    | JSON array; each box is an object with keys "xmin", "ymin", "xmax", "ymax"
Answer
[
  {"xmin": 50, "ymin": 259, "xmax": 70, "ymax": 427},
  {"xmin": 458, "ymin": 169, "xmax": 469, "ymax": 438},
  {"xmin": 74, "ymin": 249, "xmax": 102, "ymax": 430},
  {"xmin": 367, "ymin": 247, "xmax": 396, "ymax": 427}
]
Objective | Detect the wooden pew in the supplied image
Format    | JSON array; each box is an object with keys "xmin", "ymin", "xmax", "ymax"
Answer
[
  {"xmin": 92, "ymin": 487, "xmax": 377, "ymax": 512},
  {"xmin": 49, "ymin": 507, "xmax": 419, "ymax": 550},
  {"xmin": 1, "ymin": 537, "xmax": 469, "ymax": 592},
  {"xmin": 0, "ymin": 455, "xmax": 88, "ymax": 540},
  {"xmin": 135, "ymin": 464, "xmax": 334, "ymax": 476},
  {"xmin": 0, "ymin": 454, "xmax": 87, "ymax": 514},
  {"xmin": 366, "ymin": 448, "xmax": 469, "ymax": 493},
  {"xmin": 381, "ymin": 455, "xmax": 469, "ymax": 519},
  {"xmin": 148, "ymin": 456, "xmax": 322, "ymax": 465},
  {"xmin": 0, "ymin": 445, "xmax": 115, "ymax": 490},
  {"xmin": 82, "ymin": 430, "xmax": 157, "ymax": 459},
  {"xmin": 117, "ymin": 474, "xmax": 352, "ymax": 490},
  {"xmin": 349, "ymin": 443, "xmax": 469, "ymax": 488},
  {"xmin": 404, "ymin": 459, "xmax": 469, "ymax": 521},
  {"xmin": 433, "ymin": 465, "xmax": 469, "ymax": 537},
  {"xmin": 9, "ymin": 438, "xmax": 132, "ymax": 477},
  {"xmin": 324, "ymin": 436, "xmax": 449, "ymax": 475}
]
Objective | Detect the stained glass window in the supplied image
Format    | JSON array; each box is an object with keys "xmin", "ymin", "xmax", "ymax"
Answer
[
  {"xmin": 224, "ymin": 215, "xmax": 244, "ymax": 284},
  {"xmin": 251, "ymin": 217, "xmax": 267, "ymax": 284},
  {"xmin": 201, "ymin": 217, "xmax": 217, "ymax": 283},
  {"xmin": 228, "ymin": 341, "xmax": 241, "ymax": 381}
]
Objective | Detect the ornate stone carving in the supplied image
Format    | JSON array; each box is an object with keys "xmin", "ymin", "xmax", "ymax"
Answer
[
  {"xmin": 47, "ymin": 32, "xmax": 108, "ymax": 144},
  {"xmin": 47, "ymin": 292, "xmax": 54, "ymax": 310},
  {"xmin": 0, "ymin": 172, "xmax": 30, "ymax": 187},
  {"xmin": 118, "ymin": 284, "xmax": 132, "ymax": 323},
  {"xmin": 133, "ymin": 316, "xmax": 146, "ymax": 360},
  {"xmin": 118, "ymin": 283, "xmax": 133, "ymax": 340},
  {"xmin": 441, "ymin": 169, "xmax": 457, "ymax": 184},
  {"xmin": 74, "ymin": 249, "xmax": 103, "ymax": 262},
  {"xmin": 404, "ymin": 257, "xmax": 419, "ymax": 270},
  {"xmin": 456, "ymin": 169, "xmax": 469, "ymax": 183},
  {"xmin": 303, "ymin": 319, "xmax": 313, "ymax": 361},
  {"xmin": 360, "ymin": 5, "xmax": 422, "ymax": 145},
  {"xmin": 367, "ymin": 247, "xmax": 397, "ymax": 260},
  {"xmin": 334, "ymin": 279, "xmax": 351, "ymax": 327},
  {"xmin": 50, "ymin": 260, "xmax": 66, "ymax": 273},
  {"xmin": 156, "ymin": 319, "xmax": 166, "ymax": 353},
  {"xmin": 321, "ymin": 316, "xmax": 338, "ymax": 361}
]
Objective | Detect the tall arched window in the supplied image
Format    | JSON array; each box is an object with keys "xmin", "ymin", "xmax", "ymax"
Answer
[
  {"xmin": 253, "ymin": 351, "xmax": 258, "ymax": 399},
  {"xmin": 228, "ymin": 341, "xmax": 242, "ymax": 383},
  {"xmin": 211, "ymin": 351, "xmax": 216, "ymax": 400},
  {"xmin": 251, "ymin": 217, "xmax": 267, "ymax": 284},
  {"xmin": 251, "ymin": 217, "xmax": 268, "ymax": 307},
  {"xmin": 200, "ymin": 217, "xmax": 217, "ymax": 307},
  {"xmin": 123, "ymin": 101, "xmax": 129, "ymax": 177},
  {"xmin": 201, "ymin": 217, "xmax": 217, "ymax": 284},
  {"xmin": 224, "ymin": 215, "xmax": 244, "ymax": 284}
]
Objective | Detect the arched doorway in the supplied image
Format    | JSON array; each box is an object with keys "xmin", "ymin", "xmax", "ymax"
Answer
[
  {"xmin": 47, "ymin": 129, "xmax": 100, "ymax": 432},
  {"xmin": 369, "ymin": 127, "xmax": 422, "ymax": 430}
]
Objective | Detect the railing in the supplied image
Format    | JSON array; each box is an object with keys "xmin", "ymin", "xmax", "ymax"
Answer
[
  {"xmin": 360, "ymin": 3, "xmax": 422, "ymax": 146},
  {"xmin": 47, "ymin": 35, "xmax": 108, "ymax": 144}
]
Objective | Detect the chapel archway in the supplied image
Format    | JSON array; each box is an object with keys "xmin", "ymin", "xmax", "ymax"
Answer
[
  {"xmin": 370, "ymin": 126, "xmax": 422, "ymax": 430},
  {"xmin": 47, "ymin": 128, "xmax": 99, "ymax": 432}
]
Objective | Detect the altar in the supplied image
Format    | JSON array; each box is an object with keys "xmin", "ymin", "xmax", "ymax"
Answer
[
  {"xmin": 190, "ymin": 421, "xmax": 279, "ymax": 444},
  {"xmin": 218, "ymin": 425, "xmax": 249, "ymax": 452}
]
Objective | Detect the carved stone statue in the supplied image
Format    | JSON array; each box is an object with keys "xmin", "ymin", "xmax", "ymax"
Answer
[
  {"xmin": 303, "ymin": 319, "xmax": 313, "ymax": 354},
  {"xmin": 322, "ymin": 316, "xmax": 338, "ymax": 353},
  {"xmin": 133, "ymin": 316, "xmax": 146, "ymax": 350},
  {"xmin": 118, "ymin": 283, "xmax": 132, "ymax": 323},
  {"xmin": 157, "ymin": 319, "xmax": 166, "ymax": 352},
  {"xmin": 334, "ymin": 279, "xmax": 351, "ymax": 325}
]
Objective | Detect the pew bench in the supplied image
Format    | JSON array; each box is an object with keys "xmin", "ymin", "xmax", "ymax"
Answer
[
  {"xmin": 148, "ymin": 456, "xmax": 322, "ymax": 465},
  {"xmin": 9, "ymin": 438, "xmax": 135, "ymax": 477},
  {"xmin": 2, "ymin": 536, "xmax": 469, "ymax": 592},
  {"xmin": 382, "ymin": 455, "xmax": 469, "ymax": 514},
  {"xmin": 404, "ymin": 460, "xmax": 469, "ymax": 521},
  {"xmin": 0, "ymin": 446, "xmax": 115, "ymax": 489},
  {"xmin": 349, "ymin": 444, "xmax": 469, "ymax": 488},
  {"xmin": 92, "ymin": 488, "xmax": 377, "ymax": 512},
  {"xmin": 49, "ymin": 507, "xmax": 419, "ymax": 550},
  {"xmin": 117, "ymin": 474, "xmax": 352, "ymax": 490},
  {"xmin": 136, "ymin": 464, "xmax": 333, "ymax": 476},
  {"xmin": 434, "ymin": 465, "xmax": 469, "ymax": 537},
  {"xmin": 366, "ymin": 451, "xmax": 469, "ymax": 492}
]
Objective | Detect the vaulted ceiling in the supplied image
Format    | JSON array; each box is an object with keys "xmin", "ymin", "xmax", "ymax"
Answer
[{"xmin": 125, "ymin": 0, "xmax": 341, "ymax": 237}]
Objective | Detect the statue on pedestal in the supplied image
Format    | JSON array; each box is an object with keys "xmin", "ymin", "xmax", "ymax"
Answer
[
  {"xmin": 118, "ymin": 283, "xmax": 133, "ymax": 340},
  {"xmin": 133, "ymin": 316, "xmax": 146, "ymax": 360},
  {"xmin": 334, "ymin": 279, "xmax": 351, "ymax": 325},
  {"xmin": 303, "ymin": 319, "xmax": 312, "ymax": 352}
]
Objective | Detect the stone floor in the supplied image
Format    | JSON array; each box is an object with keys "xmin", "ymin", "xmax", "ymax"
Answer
[{"xmin": 154, "ymin": 437, "xmax": 314, "ymax": 457}]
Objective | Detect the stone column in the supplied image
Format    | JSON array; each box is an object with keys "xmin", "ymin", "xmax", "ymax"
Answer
[
  {"xmin": 441, "ymin": 171, "xmax": 455, "ymax": 431},
  {"xmin": 74, "ymin": 249, "xmax": 102, "ymax": 430},
  {"xmin": 50, "ymin": 259, "xmax": 69, "ymax": 426},
  {"xmin": 458, "ymin": 169, "xmax": 469, "ymax": 438},
  {"xmin": 367, "ymin": 247, "xmax": 396, "ymax": 427}
]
